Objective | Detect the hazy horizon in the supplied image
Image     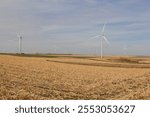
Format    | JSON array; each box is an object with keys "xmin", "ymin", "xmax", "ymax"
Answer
[{"xmin": 0, "ymin": 0, "xmax": 150, "ymax": 56}]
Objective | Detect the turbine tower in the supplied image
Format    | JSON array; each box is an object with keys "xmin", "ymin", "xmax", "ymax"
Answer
[
  {"xmin": 17, "ymin": 34, "xmax": 22, "ymax": 54},
  {"xmin": 92, "ymin": 23, "xmax": 110, "ymax": 58}
]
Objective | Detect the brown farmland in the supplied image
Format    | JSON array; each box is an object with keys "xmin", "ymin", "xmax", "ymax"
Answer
[{"xmin": 0, "ymin": 54, "xmax": 150, "ymax": 100}]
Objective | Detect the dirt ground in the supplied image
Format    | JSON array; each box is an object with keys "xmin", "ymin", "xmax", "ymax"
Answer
[{"xmin": 0, "ymin": 55, "xmax": 150, "ymax": 100}]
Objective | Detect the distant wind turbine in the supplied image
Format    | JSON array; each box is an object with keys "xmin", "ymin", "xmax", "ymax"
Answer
[
  {"xmin": 92, "ymin": 23, "xmax": 110, "ymax": 58},
  {"xmin": 17, "ymin": 34, "xmax": 22, "ymax": 54}
]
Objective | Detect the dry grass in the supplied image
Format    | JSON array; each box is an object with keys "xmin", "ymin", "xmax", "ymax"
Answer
[{"xmin": 0, "ymin": 55, "xmax": 150, "ymax": 100}]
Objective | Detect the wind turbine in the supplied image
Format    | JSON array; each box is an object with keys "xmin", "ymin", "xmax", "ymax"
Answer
[
  {"xmin": 92, "ymin": 23, "xmax": 110, "ymax": 59},
  {"xmin": 17, "ymin": 34, "xmax": 22, "ymax": 54}
]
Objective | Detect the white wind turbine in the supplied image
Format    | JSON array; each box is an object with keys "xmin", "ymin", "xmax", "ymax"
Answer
[
  {"xmin": 92, "ymin": 23, "xmax": 110, "ymax": 58},
  {"xmin": 17, "ymin": 34, "xmax": 23, "ymax": 54}
]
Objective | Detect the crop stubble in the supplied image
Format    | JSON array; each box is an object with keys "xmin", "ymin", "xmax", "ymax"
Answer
[{"xmin": 0, "ymin": 55, "xmax": 150, "ymax": 99}]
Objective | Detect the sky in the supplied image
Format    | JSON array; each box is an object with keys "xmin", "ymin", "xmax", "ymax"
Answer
[{"xmin": 0, "ymin": 0, "xmax": 150, "ymax": 55}]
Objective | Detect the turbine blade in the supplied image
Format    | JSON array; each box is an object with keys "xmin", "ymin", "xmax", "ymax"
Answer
[
  {"xmin": 101, "ymin": 23, "xmax": 106, "ymax": 34},
  {"xmin": 91, "ymin": 35, "xmax": 101, "ymax": 39},
  {"xmin": 103, "ymin": 36, "xmax": 111, "ymax": 46}
]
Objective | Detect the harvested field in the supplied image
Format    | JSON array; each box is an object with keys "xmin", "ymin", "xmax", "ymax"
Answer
[{"xmin": 0, "ymin": 55, "xmax": 150, "ymax": 100}]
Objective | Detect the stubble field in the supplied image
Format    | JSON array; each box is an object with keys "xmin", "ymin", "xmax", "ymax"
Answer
[{"xmin": 0, "ymin": 54, "xmax": 150, "ymax": 100}]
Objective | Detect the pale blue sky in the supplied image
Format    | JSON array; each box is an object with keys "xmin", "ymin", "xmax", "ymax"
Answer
[{"xmin": 0, "ymin": 0, "xmax": 150, "ymax": 55}]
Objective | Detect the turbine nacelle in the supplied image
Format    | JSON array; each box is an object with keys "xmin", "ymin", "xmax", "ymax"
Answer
[{"xmin": 17, "ymin": 34, "xmax": 22, "ymax": 39}]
